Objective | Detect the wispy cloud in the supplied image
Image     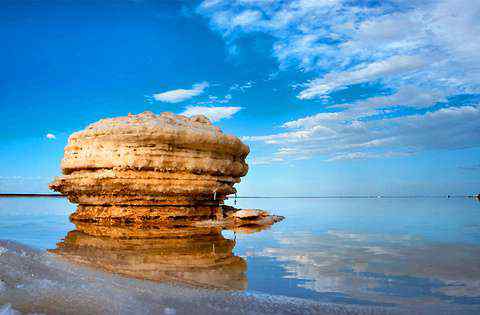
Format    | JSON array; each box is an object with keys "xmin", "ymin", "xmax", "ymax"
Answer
[
  {"xmin": 198, "ymin": 0, "xmax": 480, "ymax": 162},
  {"xmin": 325, "ymin": 151, "xmax": 414, "ymax": 162},
  {"xmin": 230, "ymin": 81, "xmax": 254, "ymax": 92},
  {"xmin": 244, "ymin": 105, "xmax": 480, "ymax": 162},
  {"xmin": 257, "ymin": 230, "xmax": 480, "ymax": 304},
  {"xmin": 198, "ymin": 0, "xmax": 480, "ymax": 99},
  {"xmin": 153, "ymin": 82, "xmax": 209, "ymax": 103},
  {"xmin": 298, "ymin": 55, "xmax": 426, "ymax": 99},
  {"xmin": 181, "ymin": 106, "xmax": 242, "ymax": 122},
  {"xmin": 196, "ymin": 94, "xmax": 232, "ymax": 105}
]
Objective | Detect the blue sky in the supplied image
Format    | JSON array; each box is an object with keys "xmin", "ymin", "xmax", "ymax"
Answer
[{"xmin": 0, "ymin": 0, "xmax": 479, "ymax": 195}]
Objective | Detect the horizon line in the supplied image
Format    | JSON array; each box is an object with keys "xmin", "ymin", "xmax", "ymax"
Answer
[{"xmin": 0, "ymin": 193, "xmax": 477, "ymax": 199}]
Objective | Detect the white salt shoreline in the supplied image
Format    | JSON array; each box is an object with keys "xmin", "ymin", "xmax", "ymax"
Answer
[
  {"xmin": 1, "ymin": 240, "xmax": 478, "ymax": 315},
  {"xmin": 0, "ymin": 240, "xmax": 400, "ymax": 315}
]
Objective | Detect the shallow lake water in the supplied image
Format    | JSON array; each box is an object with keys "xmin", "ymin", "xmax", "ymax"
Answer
[{"xmin": 0, "ymin": 197, "xmax": 479, "ymax": 314}]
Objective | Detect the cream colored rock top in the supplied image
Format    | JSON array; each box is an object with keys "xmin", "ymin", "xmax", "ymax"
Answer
[{"xmin": 61, "ymin": 111, "xmax": 250, "ymax": 176}]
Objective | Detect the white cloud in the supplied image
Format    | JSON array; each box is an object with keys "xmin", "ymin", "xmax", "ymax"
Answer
[
  {"xmin": 153, "ymin": 82, "xmax": 209, "ymax": 103},
  {"xmin": 249, "ymin": 156, "xmax": 285, "ymax": 165},
  {"xmin": 356, "ymin": 85, "xmax": 446, "ymax": 109},
  {"xmin": 181, "ymin": 106, "xmax": 242, "ymax": 122},
  {"xmin": 244, "ymin": 105, "xmax": 480, "ymax": 162},
  {"xmin": 325, "ymin": 151, "xmax": 414, "ymax": 162},
  {"xmin": 46, "ymin": 133, "xmax": 56, "ymax": 140},
  {"xmin": 298, "ymin": 55, "xmax": 426, "ymax": 99},
  {"xmin": 198, "ymin": 0, "xmax": 480, "ymax": 99},
  {"xmin": 232, "ymin": 10, "xmax": 262, "ymax": 27},
  {"xmin": 196, "ymin": 94, "xmax": 232, "ymax": 105},
  {"xmin": 258, "ymin": 230, "xmax": 480, "ymax": 304},
  {"xmin": 281, "ymin": 112, "xmax": 348, "ymax": 129},
  {"xmin": 326, "ymin": 85, "xmax": 448, "ymax": 117},
  {"xmin": 229, "ymin": 81, "xmax": 254, "ymax": 92},
  {"xmin": 198, "ymin": 0, "xmax": 480, "ymax": 162}
]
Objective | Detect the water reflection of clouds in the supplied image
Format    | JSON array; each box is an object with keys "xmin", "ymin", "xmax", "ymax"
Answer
[{"xmin": 259, "ymin": 230, "xmax": 480, "ymax": 306}]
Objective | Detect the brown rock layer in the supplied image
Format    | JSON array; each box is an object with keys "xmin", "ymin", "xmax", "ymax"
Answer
[
  {"xmin": 49, "ymin": 111, "xmax": 250, "ymax": 223},
  {"xmin": 50, "ymin": 225, "xmax": 247, "ymax": 290}
]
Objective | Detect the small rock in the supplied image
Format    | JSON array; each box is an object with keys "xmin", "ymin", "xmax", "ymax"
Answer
[{"xmin": 231, "ymin": 209, "xmax": 269, "ymax": 219}]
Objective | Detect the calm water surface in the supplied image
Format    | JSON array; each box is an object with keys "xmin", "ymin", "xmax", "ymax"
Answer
[{"xmin": 1, "ymin": 197, "xmax": 479, "ymax": 313}]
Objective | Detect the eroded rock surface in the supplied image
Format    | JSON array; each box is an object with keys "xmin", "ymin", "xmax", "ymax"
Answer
[{"xmin": 49, "ymin": 112, "xmax": 250, "ymax": 223}]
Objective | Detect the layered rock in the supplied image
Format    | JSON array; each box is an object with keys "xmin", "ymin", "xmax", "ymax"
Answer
[
  {"xmin": 68, "ymin": 207, "xmax": 285, "ymax": 237},
  {"xmin": 49, "ymin": 111, "xmax": 250, "ymax": 223},
  {"xmin": 50, "ymin": 224, "xmax": 247, "ymax": 290}
]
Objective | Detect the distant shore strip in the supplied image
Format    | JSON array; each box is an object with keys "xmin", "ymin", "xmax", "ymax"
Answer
[{"xmin": 0, "ymin": 193, "xmax": 477, "ymax": 199}]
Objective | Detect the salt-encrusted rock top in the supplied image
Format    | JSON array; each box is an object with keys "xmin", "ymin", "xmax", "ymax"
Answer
[
  {"xmin": 84, "ymin": 111, "xmax": 215, "ymax": 134},
  {"xmin": 67, "ymin": 111, "xmax": 249, "ymax": 157},
  {"xmin": 60, "ymin": 111, "xmax": 249, "ymax": 177}
]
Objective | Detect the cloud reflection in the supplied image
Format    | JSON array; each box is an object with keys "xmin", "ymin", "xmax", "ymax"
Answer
[{"xmin": 259, "ymin": 230, "xmax": 480, "ymax": 305}]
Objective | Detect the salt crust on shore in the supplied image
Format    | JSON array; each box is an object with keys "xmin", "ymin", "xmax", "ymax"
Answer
[
  {"xmin": 2, "ymin": 240, "xmax": 479, "ymax": 315},
  {"xmin": 0, "ymin": 240, "xmax": 405, "ymax": 315}
]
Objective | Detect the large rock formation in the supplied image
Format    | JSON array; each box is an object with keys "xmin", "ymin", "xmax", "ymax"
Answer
[{"xmin": 49, "ymin": 111, "xmax": 250, "ymax": 223}]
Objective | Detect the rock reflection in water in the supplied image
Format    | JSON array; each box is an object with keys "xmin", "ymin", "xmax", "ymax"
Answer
[{"xmin": 50, "ymin": 222, "xmax": 250, "ymax": 291}]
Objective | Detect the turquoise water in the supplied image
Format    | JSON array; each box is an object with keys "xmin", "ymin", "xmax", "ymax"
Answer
[{"xmin": 1, "ymin": 197, "xmax": 480, "ymax": 313}]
